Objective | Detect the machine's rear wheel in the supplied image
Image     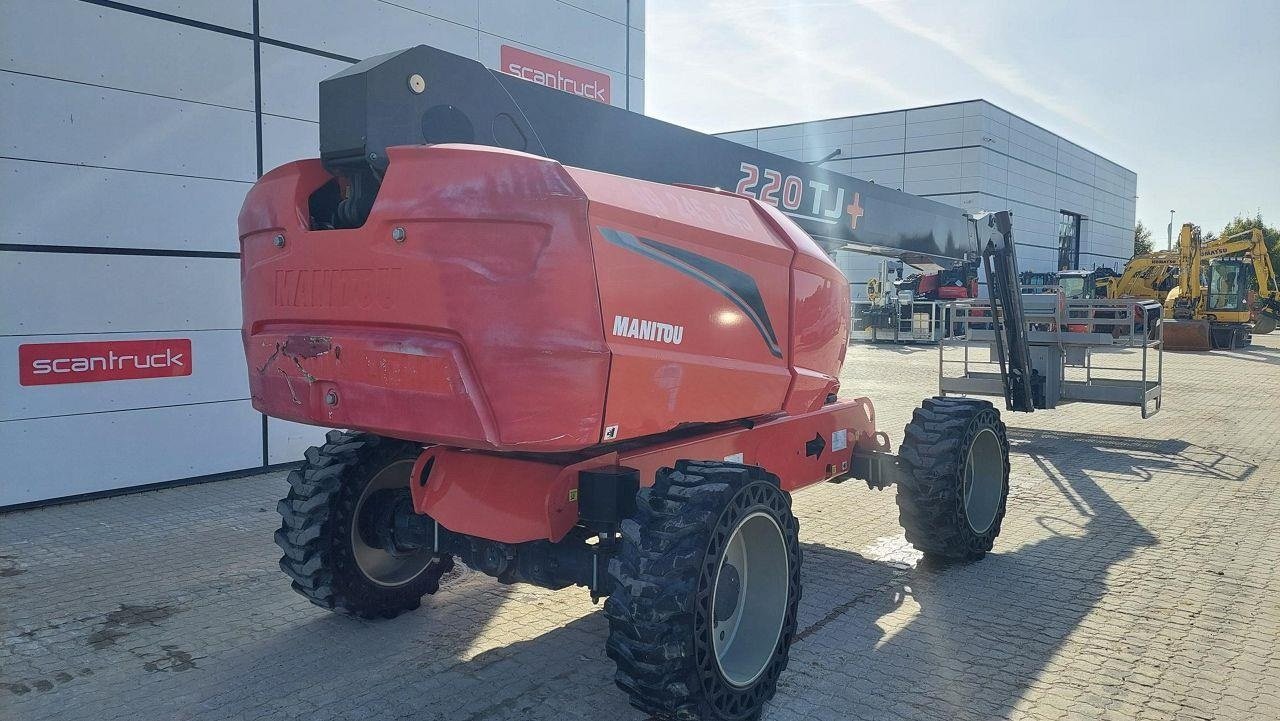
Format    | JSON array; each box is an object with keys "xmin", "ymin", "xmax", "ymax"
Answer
[
  {"xmin": 897, "ymin": 397, "xmax": 1010, "ymax": 561},
  {"xmin": 275, "ymin": 430, "xmax": 453, "ymax": 619},
  {"xmin": 605, "ymin": 461, "xmax": 801, "ymax": 721}
]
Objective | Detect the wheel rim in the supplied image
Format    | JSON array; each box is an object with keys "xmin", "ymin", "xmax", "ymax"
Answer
[
  {"xmin": 351, "ymin": 459, "xmax": 436, "ymax": 587},
  {"xmin": 711, "ymin": 510, "xmax": 789, "ymax": 688},
  {"xmin": 963, "ymin": 428, "xmax": 1003, "ymax": 534}
]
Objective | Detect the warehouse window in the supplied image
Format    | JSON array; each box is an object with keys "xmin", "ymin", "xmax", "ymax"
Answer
[{"xmin": 1057, "ymin": 211, "xmax": 1081, "ymax": 270}]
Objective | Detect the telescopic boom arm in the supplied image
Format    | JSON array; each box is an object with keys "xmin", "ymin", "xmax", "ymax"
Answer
[
  {"xmin": 319, "ymin": 45, "xmax": 973, "ymax": 259},
  {"xmin": 971, "ymin": 212, "xmax": 1035, "ymax": 412}
]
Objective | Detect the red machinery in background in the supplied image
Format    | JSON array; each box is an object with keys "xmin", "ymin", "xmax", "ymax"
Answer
[
  {"xmin": 909, "ymin": 257, "xmax": 981, "ymax": 300},
  {"xmin": 848, "ymin": 246, "xmax": 980, "ymax": 343}
]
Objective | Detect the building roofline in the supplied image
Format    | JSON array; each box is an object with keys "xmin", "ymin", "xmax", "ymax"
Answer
[
  {"xmin": 714, "ymin": 98, "xmax": 987, "ymax": 135},
  {"xmin": 714, "ymin": 99, "xmax": 1136, "ymax": 176}
]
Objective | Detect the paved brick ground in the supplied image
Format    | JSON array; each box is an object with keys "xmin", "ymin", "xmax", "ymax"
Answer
[{"xmin": 3, "ymin": 335, "xmax": 1278, "ymax": 721}]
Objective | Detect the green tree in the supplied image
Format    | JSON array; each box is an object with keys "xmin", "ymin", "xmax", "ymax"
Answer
[
  {"xmin": 1134, "ymin": 220, "xmax": 1154, "ymax": 255},
  {"xmin": 1218, "ymin": 213, "xmax": 1279, "ymax": 272}
]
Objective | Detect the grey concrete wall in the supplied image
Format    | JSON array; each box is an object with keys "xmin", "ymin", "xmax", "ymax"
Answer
[{"xmin": 0, "ymin": 0, "xmax": 644, "ymax": 505}]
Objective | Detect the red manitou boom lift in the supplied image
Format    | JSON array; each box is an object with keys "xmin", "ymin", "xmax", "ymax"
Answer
[{"xmin": 241, "ymin": 45, "xmax": 1035, "ymax": 720}]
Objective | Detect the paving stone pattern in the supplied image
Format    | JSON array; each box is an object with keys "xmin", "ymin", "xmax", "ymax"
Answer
[{"xmin": 3, "ymin": 336, "xmax": 1278, "ymax": 720}]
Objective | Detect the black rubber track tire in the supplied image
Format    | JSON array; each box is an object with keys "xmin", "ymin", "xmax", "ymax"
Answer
[
  {"xmin": 275, "ymin": 430, "xmax": 453, "ymax": 619},
  {"xmin": 604, "ymin": 460, "xmax": 802, "ymax": 721},
  {"xmin": 897, "ymin": 397, "xmax": 1010, "ymax": 561}
]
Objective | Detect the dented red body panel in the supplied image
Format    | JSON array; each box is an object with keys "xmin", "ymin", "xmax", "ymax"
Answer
[
  {"xmin": 239, "ymin": 144, "xmax": 851, "ymax": 453},
  {"xmin": 240, "ymin": 146, "xmax": 608, "ymax": 450}
]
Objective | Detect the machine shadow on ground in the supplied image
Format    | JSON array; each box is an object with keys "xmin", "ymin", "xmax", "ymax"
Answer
[
  {"xmin": 1163, "ymin": 341, "xmax": 1280, "ymax": 366},
  {"xmin": 855, "ymin": 343, "xmax": 937, "ymax": 356},
  {"xmin": 757, "ymin": 431, "xmax": 1169, "ymax": 720},
  {"xmin": 1214, "ymin": 344, "xmax": 1280, "ymax": 366},
  {"xmin": 4, "ymin": 429, "xmax": 1245, "ymax": 721},
  {"xmin": 1008, "ymin": 428, "xmax": 1257, "ymax": 484},
  {"xmin": 120, "ymin": 574, "xmax": 525, "ymax": 720},
  {"xmin": 375, "ymin": 430, "xmax": 1193, "ymax": 721}
]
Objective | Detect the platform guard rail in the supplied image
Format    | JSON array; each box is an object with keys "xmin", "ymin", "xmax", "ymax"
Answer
[
  {"xmin": 939, "ymin": 288, "xmax": 1163, "ymax": 418},
  {"xmin": 850, "ymin": 299, "xmax": 951, "ymax": 343}
]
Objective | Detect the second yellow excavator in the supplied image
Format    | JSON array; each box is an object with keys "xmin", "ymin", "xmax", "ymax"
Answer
[
  {"xmin": 1156, "ymin": 224, "xmax": 1279, "ymax": 350},
  {"xmin": 1095, "ymin": 251, "xmax": 1179, "ymax": 304}
]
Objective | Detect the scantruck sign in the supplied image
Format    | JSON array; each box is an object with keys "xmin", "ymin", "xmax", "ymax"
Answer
[
  {"xmin": 19, "ymin": 339, "xmax": 192, "ymax": 386},
  {"xmin": 500, "ymin": 45, "xmax": 611, "ymax": 104}
]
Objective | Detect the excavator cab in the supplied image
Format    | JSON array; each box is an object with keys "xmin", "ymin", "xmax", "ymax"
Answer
[
  {"xmin": 1178, "ymin": 258, "xmax": 1253, "ymax": 349},
  {"xmin": 1206, "ymin": 258, "xmax": 1250, "ymax": 317}
]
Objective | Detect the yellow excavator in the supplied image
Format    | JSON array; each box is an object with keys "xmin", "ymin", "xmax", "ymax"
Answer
[
  {"xmin": 1096, "ymin": 251, "xmax": 1179, "ymax": 303},
  {"xmin": 1158, "ymin": 224, "xmax": 1279, "ymax": 350}
]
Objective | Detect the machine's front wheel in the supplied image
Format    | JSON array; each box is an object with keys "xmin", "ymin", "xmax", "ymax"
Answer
[
  {"xmin": 605, "ymin": 461, "xmax": 801, "ymax": 721},
  {"xmin": 275, "ymin": 430, "xmax": 453, "ymax": 619},
  {"xmin": 897, "ymin": 397, "xmax": 1010, "ymax": 561}
]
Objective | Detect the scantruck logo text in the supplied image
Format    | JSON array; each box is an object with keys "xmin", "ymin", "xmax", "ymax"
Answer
[
  {"xmin": 19, "ymin": 339, "xmax": 192, "ymax": 386},
  {"xmin": 500, "ymin": 45, "xmax": 611, "ymax": 104}
]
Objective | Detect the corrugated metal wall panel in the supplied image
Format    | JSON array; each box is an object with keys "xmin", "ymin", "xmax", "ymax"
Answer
[
  {"xmin": 1, "ymin": 73, "xmax": 256, "ymax": 181},
  {"xmin": 3, "ymin": 0, "xmax": 644, "ymax": 505},
  {"xmin": 1, "ymin": 401, "xmax": 263, "ymax": 506},
  {"xmin": 0, "ymin": 159, "xmax": 248, "ymax": 252},
  {"xmin": 0, "ymin": 253, "xmax": 241, "ymax": 335},
  {"xmin": 258, "ymin": 0, "xmax": 479, "ymax": 60}
]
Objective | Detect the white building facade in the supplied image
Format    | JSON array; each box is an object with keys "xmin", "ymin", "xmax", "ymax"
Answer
[
  {"xmin": 716, "ymin": 100, "xmax": 1137, "ymax": 298},
  {"xmin": 1, "ymin": 0, "xmax": 645, "ymax": 506}
]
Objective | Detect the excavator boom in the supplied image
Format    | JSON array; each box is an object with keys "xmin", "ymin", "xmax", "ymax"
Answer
[{"xmin": 1162, "ymin": 224, "xmax": 1213, "ymax": 350}]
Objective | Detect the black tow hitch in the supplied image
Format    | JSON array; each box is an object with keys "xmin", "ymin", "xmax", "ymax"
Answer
[{"xmin": 847, "ymin": 449, "xmax": 904, "ymax": 490}]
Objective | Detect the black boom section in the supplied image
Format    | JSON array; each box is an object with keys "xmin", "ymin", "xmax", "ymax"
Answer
[{"xmin": 319, "ymin": 44, "xmax": 971, "ymax": 259}]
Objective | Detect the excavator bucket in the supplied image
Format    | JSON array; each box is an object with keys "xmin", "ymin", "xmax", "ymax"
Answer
[
  {"xmin": 1162, "ymin": 319, "xmax": 1212, "ymax": 351},
  {"xmin": 1254, "ymin": 312, "xmax": 1277, "ymax": 335}
]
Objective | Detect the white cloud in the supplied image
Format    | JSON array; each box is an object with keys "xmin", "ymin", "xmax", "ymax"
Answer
[
  {"xmin": 648, "ymin": 0, "xmax": 924, "ymax": 131},
  {"xmin": 851, "ymin": 0, "xmax": 1108, "ymax": 136},
  {"xmin": 712, "ymin": 1, "xmax": 920, "ymax": 110}
]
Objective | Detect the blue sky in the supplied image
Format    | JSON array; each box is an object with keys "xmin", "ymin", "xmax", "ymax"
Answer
[{"xmin": 645, "ymin": 0, "xmax": 1280, "ymax": 241}]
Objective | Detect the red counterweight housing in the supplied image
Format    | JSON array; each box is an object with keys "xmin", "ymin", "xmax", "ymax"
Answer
[{"xmin": 239, "ymin": 144, "xmax": 850, "ymax": 453}]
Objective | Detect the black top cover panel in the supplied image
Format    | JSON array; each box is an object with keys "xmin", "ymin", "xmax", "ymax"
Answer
[{"xmin": 319, "ymin": 44, "xmax": 977, "ymax": 259}]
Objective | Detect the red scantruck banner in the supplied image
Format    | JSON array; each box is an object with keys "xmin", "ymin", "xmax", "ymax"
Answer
[
  {"xmin": 500, "ymin": 44, "xmax": 611, "ymax": 104},
  {"xmin": 18, "ymin": 339, "xmax": 192, "ymax": 386}
]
